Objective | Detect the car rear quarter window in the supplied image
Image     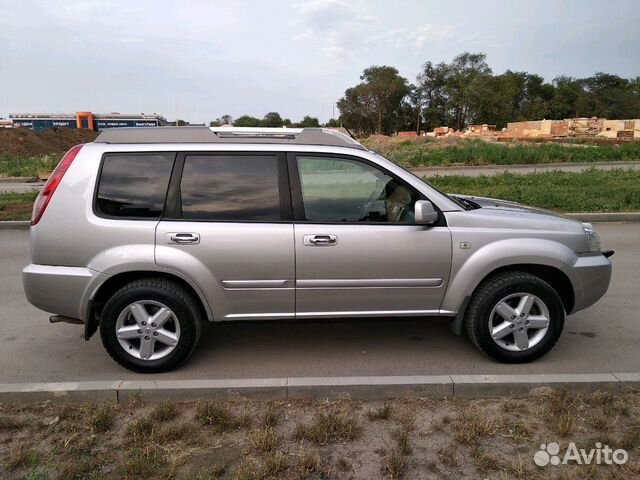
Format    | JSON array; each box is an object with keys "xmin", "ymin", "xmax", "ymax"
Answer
[
  {"xmin": 96, "ymin": 153, "xmax": 174, "ymax": 218},
  {"xmin": 179, "ymin": 154, "xmax": 281, "ymax": 221}
]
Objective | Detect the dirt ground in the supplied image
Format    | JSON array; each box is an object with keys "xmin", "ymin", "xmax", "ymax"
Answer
[
  {"xmin": 0, "ymin": 388, "xmax": 638, "ymax": 480},
  {"xmin": 0, "ymin": 128, "xmax": 98, "ymax": 157}
]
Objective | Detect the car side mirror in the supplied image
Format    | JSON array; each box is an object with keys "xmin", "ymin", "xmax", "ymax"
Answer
[{"xmin": 415, "ymin": 200, "xmax": 439, "ymax": 225}]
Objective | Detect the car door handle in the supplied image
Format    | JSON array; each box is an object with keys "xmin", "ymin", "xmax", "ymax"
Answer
[
  {"xmin": 167, "ymin": 233, "xmax": 200, "ymax": 244},
  {"xmin": 304, "ymin": 234, "xmax": 337, "ymax": 246}
]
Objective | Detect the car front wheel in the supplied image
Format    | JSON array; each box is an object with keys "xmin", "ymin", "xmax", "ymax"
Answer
[{"xmin": 464, "ymin": 271, "xmax": 565, "ymax": 363}]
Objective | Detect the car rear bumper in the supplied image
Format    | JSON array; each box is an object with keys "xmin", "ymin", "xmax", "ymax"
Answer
[
  {"xmin": 22, "ymin": 264, "xmax": 99, "ymax": 321},
  {"xmin": 569, "ymin": 252, "xmax": 612, "ymax": 314}
]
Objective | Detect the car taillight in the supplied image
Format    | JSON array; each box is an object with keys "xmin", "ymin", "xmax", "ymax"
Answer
[{"xmin": 31, "ymin": 144, "xmax": 84, "ymax": 225}]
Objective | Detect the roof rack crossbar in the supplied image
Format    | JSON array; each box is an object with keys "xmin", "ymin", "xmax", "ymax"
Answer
[{"xmin": 209, "ymin": 127, "xmax": 303, "ymax": 134}]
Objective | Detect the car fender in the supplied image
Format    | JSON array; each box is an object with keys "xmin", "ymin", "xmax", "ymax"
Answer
[{"xmin": 441, "ymin": 238, "xmax": 578, "ymax": 315}]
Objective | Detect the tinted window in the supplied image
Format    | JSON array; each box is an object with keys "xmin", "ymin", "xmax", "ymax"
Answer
[
  {"xmin": 297, "ymin": 156, "xmax": 418, "ymax": 223},
  {"xmin": 180, "ymin": 155, "xmax": 281, "ymax": 221},
  {"xmin": 96, "ymin": 153, "xmax": 174, "ymax": 218}
]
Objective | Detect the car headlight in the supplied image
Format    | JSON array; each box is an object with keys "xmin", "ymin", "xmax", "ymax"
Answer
[{"xmin": 582, "ymin": 223, "xmax": 601, "ymax": 252}]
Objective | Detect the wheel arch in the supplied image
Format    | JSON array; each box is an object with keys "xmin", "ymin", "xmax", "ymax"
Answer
[
  {"xmin": 448, "ymin": 263, "xmax": 575, "ymax": 335},
  {"xmin": 85, "ymin": 270, "xmax": 212, "ymax": 340}
]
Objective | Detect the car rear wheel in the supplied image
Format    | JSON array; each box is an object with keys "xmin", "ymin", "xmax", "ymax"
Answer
[
  {"xmin": 464, "ymin": 271, "xmax": 565, "ymax": 363},
  {"xmin": 100, "ymin": 278, "xmax": 202, "ymax": 372}
]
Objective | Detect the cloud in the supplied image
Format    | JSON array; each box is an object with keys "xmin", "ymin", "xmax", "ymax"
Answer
[
  {"xmin": 366, "ymin": 24, "xmax": 460, "ymax": 50},
  {"xmin": 291, "ymin": 0, "xmax": 375, "ymax": 60}
]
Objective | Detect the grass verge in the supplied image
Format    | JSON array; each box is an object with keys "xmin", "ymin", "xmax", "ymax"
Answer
[
  {"xmin": 0, "ymin": 390, "xmax": 639, "ymax": 479},
  {"xmin": 0, "ymin": 192, "xmax": 38, "ymax": 221},
  {"xmin": 0, "ymin": 155, "xmax": 60, "ymax": 178},
  {"xmin": 361, "ymin": 136, "xmax": 640, "ymax": 168},
  {"xmin": 428, "ymin": 168, "xmax": 640, "ymax": 212}
]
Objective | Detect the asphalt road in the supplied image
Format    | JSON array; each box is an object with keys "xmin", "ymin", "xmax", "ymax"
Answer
[{"xmin": 1, "ymin": 223, "xmax": 638, "ymax": 383}]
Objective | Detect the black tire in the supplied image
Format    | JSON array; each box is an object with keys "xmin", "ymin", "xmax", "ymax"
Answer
[
  {"xmin": 100, "ymin": 278, "xmax": 202, "ymax": 373},
  {"xmin": 464, "ymin": 271, "xmax": 565, "ymax": 363}
]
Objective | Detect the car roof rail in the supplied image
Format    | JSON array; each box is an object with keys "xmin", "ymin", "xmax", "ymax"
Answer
[{"xmin": 94, "ymin": 126, "xmax": 366, "ymax": 150}]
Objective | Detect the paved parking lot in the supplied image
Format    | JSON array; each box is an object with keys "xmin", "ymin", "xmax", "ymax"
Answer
[{"xmin": 0, "ymin": 223, "xmax": 638, "ymax": 383}]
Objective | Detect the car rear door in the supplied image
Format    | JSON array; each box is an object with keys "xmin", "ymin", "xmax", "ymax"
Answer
[
  {"xmin": 289, "ymin": 153, "xmax": 452, "ymax": 318},
  {"xmin": 155, "ymin": 151, "xmax": 295, "ymax": 320}
]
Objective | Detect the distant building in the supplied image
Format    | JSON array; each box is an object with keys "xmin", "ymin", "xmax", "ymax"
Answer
[
  {"xmin": 505, "ymin": 118, "xmax": 640, "ymax": 139},
  {"xmin": 9, "ymin": 112, "xmax": 169, "ymax": 131}
]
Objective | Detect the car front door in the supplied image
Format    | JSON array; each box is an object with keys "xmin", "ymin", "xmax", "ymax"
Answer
[
  {"xmin": 290, "ymin": 153, "xmax": 452, "ymax": 318},
  {"xmin": 155, "ymin": 152, "xmax": 295, "ymax": 321}
]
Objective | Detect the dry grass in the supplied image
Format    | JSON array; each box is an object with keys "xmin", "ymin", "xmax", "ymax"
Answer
[
  {"xmin": 127, "ymin": 416, "xmax": 154, "ymax": 444},
  {"xmin": 117, "ymin": 448, "xmax": 167, "ymax": 478},
  {"xmin": 249, "ymin": 426, "xmax": 280, "ymax": 453},
  {"xmin": 382, "ymin": 449, "xmax": 409, "ymax": 479},
  {"xmin": 1, "ymin": 391, "xmax": 640, "ymax": 479},
  {"xmin": 472, "ymin": 446, "xmax": 502, "ymax": 473},
  {"xmin": 195, "ymin": 401, "xmax": 239, "ymax": 432},
  {"xmin": 6, "ymin": 443, "xmax": 36, "ymax": 471},
  {"xmin": 453, "ymin": 407, "xmax": 501, "ymax": 444},
  {"xmin": 294, "ymin": 410, "xmax": 361, "ymax": 445},
  {"xmin": 87, "ymin": 404, "xmax": 115, "ymax": 433},
  {"xmin": 155, "ymin": 422, "xmax": 197, "ymax": 443},
  {"xmin": 153, "ymin": 401, "xmax": 179, "ymax": 422},
  {"xmin": 367, "ymin": 403, "xmax": 392, "ymax": 421}
]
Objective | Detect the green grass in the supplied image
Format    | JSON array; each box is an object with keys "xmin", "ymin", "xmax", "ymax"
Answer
[
  {"xmin": 428, "ymin": 168, "xmax": 640, "ymax": 212},
  {"xmin": 0, "ymin": 192, "xmax": 38, "ymax": 221},
  {"xmin": 0, "ymin": 154, "xmax": 60, "ymax": 178},
  {"xmin": 361, "ymin": 137, "xmax": 640, "ymax": 168}
]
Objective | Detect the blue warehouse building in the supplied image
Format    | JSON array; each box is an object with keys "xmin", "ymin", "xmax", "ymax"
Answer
[{"xmin": 9, "ymin": 112, "xmax": 169, "ymax": 131}]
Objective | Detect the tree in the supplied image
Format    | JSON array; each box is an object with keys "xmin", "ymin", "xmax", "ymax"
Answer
[
  {"xmin": 324, "ymin": 118, "xmax": 341, "ymax": 128},
  {"xmin": 296, "ymin": 115, "xmax": 321, "ymax": 128},
  {"xmin": 233, "ymin": 115, "xmax": 262, "ymax": 127},
  {"xmin": 416, "ymin": 61, "xmax": 449, "ymax": 130},
  {"xmin": 337, "ymin": 66, "xmax": 410, "ymax": 135},
  {"xmin": 210, "ymin": 114, "xmax": 233, "ymax": 127},
  {"xmin": 262, "ymin": 112, "xmax": 284, "ymax": 127},
  {"xmin": 549, "ymin": 76, "xmax": 583, "ymax": 119},
  {"xmin": 445, "ymin": 52, "xmax": 492, "ymax": 129}
]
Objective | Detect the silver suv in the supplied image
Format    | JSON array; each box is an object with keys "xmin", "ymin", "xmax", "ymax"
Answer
[{"xmin": 23, "ymin": 127, "xmax": 613, "ymax": 372}]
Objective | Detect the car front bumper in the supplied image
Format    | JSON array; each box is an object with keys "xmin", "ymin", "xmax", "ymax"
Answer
[{"xmin": 569, "ymin": 252, "xmax": 613, "ymax": 314}]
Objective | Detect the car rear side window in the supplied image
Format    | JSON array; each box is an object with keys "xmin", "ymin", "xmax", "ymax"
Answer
[
  {"xmin": 179, "ymin": 154, "xmax": 281, "ymax": 221},
  {"xmin": 96, "ymin": 153, "xmax": 174, "ymax": 218}
]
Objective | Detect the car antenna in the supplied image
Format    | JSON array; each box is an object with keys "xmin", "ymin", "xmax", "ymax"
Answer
[{"xmin": 343, "ymin": 126, "xmax": 357, "ymax": 140}]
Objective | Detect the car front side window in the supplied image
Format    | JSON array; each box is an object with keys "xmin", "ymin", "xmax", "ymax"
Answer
[{"xmin": 296, "ymin": 156, "xmax": 418, "ymax": 223}]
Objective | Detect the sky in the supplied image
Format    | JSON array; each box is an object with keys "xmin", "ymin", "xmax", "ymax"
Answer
[{"xmin": 0, "ymin": 0, "xmax": 638, "ymax": 124}]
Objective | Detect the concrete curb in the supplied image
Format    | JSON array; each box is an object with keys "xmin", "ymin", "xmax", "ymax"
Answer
[
  {"xmin": 0, "ymin": 221, "xmax": 31, "ymax": 230},
  {"xmin": 0, "ymin": 176, "xmax": 38, "ymax": 183},
  {"xmin": 0, "ymin": 374, "xmax": 637, "ymax": 404},
  {"xmin": 1, "ymin": 212, "xmax": 639, "ymax": 231}
]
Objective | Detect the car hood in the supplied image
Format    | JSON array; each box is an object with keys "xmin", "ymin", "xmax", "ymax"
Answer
[
  {"xmin": 444, "ymin": 194, "xmax": 590, "ymax": 252},
  {"xmin": 452, "ymin": 194, "xmax": 575, "ymax": 221}
]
